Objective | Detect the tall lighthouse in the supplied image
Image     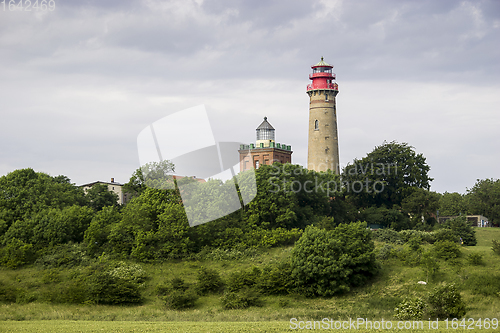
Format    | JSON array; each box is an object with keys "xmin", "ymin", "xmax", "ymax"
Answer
[{"xmin": 306, "ymin": 57, "xmax": 340, "ymax": 174}]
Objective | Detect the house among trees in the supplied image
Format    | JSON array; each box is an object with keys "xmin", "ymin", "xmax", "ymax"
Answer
[
  {"xmin": 80, "ymin": 178, "xmax": 131, "ymax": 205},
  {"xmin": 438, "ymin": 215, "xmax": 490, "ymax": 227}
]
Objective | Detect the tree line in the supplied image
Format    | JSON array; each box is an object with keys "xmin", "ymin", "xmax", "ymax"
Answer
[{"xmin": 0, "ymin": 141, "xmax": 498, "ymax": 268}]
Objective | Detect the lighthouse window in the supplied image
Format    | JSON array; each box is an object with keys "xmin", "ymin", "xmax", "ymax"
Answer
[
  {"xmin": 315, "ymin": 120, "xmax": 319, "ymax": 130},
  {"xmin": 325, "ymin": 94, "xmax": 329, "ymax": 102}
]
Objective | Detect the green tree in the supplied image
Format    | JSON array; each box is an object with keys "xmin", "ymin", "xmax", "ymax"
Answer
[
  {"xmin": 466, "ymin": 178, "xmax": 500, "ymax": 225},
  {"xmin": 0, "ymin": 169, "xmax": 86, "ymax": 230},
  {"xmin": 402, "ymin": 188, "xmax": 440, "ymax": 230},
  {"xmin": 342, "ymin": 141, "xmax": 433, "ymax": 209},
  {"xmin": 428, "ymin": 283, "xmax": 466, "ymax": 319},
  {"xmin": 84, "ymin": 206, "xmax": 122, "ymax": 256},
  {"xmin": 85, "ymin": 184, "xmax": 119, "ymax": 211},
  {"xmin": 439, "ymin": 192, "xmax": 468, "ymax": 217},
  {"xmin": 291, "ymin": 223, "xmax": 378, "ymax": 297},
  {"xmin": 441, "ymin": 216, "xmax": 476, "ymax": 246},
  {"xmin": 246, "ymin": 163, "xmax": 340, "ymax": 230},
  {"xmin": 3, "ymin": 205, "xmax": 94, "ymax": 248}
]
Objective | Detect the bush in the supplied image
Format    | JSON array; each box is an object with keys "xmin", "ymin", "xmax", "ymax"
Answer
[
  {"xmin": 428, "ymin": 283, "xmax": 466, "ymax": 319},
  {"xmin": 0, "ymin": 238, "xmax": 35, "ymax": 269},
  {"xmin": 291, "ymin": 223, "xmax": 378, "ymax": 297},
  {"xmin": 442, "ymin": 216, "xmax": 476, "ymax": 246},
  {"xmin": 35, "ymin": 243, "xmax": 90, "ymax": 268},
  {"xmin": 227, "ymin": 267, "xmax": 261, "ymax": 292},
  {"xmin": 0, "ymin": 281, "xmax": 16, "ymax": 303},
  {"xmin": 372, "ymin": 228, "xmax": 403, "ymax": 244},
  {"xmin": 85, "ymin": 261, "xmax": 147, "ymax": 305},
  {"xmin": 220, "ymin": 287, "xmax": 263, "ymax": 310},
  {"xmin": 492, "ymin": 240, "xmax": 500, "ymax": 255},
  {"xmin": 196, "ymin": 267, "xmax": 224, "ymax": 295},
  {"xmin": 377, "ymin": 244, "xmax": 395, "ymax": 260},
  {"xmin": 467, "ymin": 252, "xmax": 484, "ymax": 266},
  {"xmin": 433, "ymin": 229, "xmax": 458, "ymax": 244},
  {"xmin": 394, "ymin": 297, "xmax": 426, "ymax": 320},
  {"xmin": 164, "ymin": 289, "xmax": 198, "ymax": 310},
  {"xmin": 257, "ymin": 260, "xmax": 295, "ymax": 295},
  {"xmin": 433, "ymin": 241, "xmax": 461, "ymax": 261}
]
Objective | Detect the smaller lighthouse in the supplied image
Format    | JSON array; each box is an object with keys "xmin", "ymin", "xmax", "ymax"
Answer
[
  {"xmin": 306, "ymin": 57, "xmax": 340, "ymax": 174},
  {"xmin": 238, "ymin": 117, "xmax": 292, "ymax": 171}
]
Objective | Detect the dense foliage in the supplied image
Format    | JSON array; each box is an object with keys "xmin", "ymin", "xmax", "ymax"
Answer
[{"xmin": 290, "ymin": 223, "xmax": 378, "ymax": 297}]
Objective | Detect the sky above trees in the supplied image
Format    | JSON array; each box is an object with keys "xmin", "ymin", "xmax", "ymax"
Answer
[{"xmin": 1, "ymin": 0, "xmax": 499, "ymax": 193}]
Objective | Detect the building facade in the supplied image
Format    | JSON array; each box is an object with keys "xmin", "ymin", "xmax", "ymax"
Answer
[
  {"xmin": 238, "ymin": 117, "xmax": 292, "ymax": 171},
  {"xmin": 307, "ymin": 57, "xmax": 340, "ymax": 174},
  {"xmin": 80, "ymin": 178, "xmax": 131, "ymax": 205}
]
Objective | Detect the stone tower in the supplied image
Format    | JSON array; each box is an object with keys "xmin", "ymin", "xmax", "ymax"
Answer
[{"xmin": 306, "ymin": 57, "xmax": 340, "ymax": 173}]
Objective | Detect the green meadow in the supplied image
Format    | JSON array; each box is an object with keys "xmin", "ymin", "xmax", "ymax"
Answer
[{"xmin": 1, "ymin": 228, "xmax": 500, "ymax": 332}]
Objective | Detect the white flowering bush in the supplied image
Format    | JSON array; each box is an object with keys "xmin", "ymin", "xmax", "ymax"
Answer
[
  {"xmin": 394, "ymin": 297, "xmax": 425, "ymax": 320},
  {"xmin": 107, "ymin": 261, "xmax": 148, "ymax": 288}
]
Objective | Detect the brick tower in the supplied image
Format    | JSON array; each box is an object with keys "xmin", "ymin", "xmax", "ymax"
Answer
[
  {"xmin": 238, "ymin": 117, "xmax": 292, "ymax": 171},
  {"xmin": 306, "ymin": 57, "xmax": 340, "ymax": 173}
]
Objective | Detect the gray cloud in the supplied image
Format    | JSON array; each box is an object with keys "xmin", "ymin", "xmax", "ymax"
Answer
[{"xmin": 0, "ymin": 0, "xmax": 499, "ymax": 193}]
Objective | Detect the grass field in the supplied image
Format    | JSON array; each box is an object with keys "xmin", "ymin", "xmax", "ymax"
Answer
[{"xmin": 1, "ymin": 228, "xmax": 499, "ymax": 332}]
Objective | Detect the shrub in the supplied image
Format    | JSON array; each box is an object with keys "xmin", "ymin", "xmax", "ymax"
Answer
[
  {"xmin": 433, "ymin": 241, "xmax": 461, "ymax": 260},
  {"xmin": 0, "ymin": 238, "xmax": 35, "ymax": 269},
  {"xmin": 291, "ymin": 223, "xmax": 378, "ymax": 297},
  {"xmin": 220, "ymin": 287, "xmax": 263, "ymax": 310},
  {"xmin": 377, "ymin": 244, "xmax": 394, "ymax": 260},
  {"xmin": 85, "ymin": 261, "xmax": 147, "ymax": 305},
  {"xmin": 442, "ymin": 216, "xmax": 476, "ymax": 246},
  {"xmin": 171, "ymin": 277, "xmax": 189, "ymax": 292},
  {"xmin": 433, "ymin": 229, "xmax": 458, "ymax": 244},
  {"xmin": 227, "ymin": 267, "xmax": 261, "ymax": 292},
  {"xmin": 467, "ymin": 252, "xmax": 484, "ymax": 266},
  {"xmin": 196, "ymin": 267, "xmax": 224, "ymax": 295},
  {"xmin": 428, "ymin": 283, "xmax": 466, "ymax": 319},
  {"xmin": 372, "ymin": 228, "xmax": 403, "ymax": 244},
  {"xmin": 0, "ymin": 281, "xmax": 16, "ymax": 303},
  {"xmin": 164, "ymin": 289, "xmax": 198, "ymax": 310},
  {"xmin": 87, "ymin": 270, "xmax": 143, "ymax": 305},
  {"xmin": 35, "ymin": 243, "xmax": 90, "ymax": 268},
  {"xmin": 492, "ymin": 240, "xmax": 500, "ymax": 255},
  {"xmin": 257, "ymin": 260, "xmax": 295, "ymax": 295},
  {"xmin": 394, "ymin": 297, "xmax": 426, "ymax": 320}
]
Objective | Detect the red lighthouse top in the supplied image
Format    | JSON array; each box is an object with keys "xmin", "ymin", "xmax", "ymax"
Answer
[{"xmin": 307, "ymin": 57, "xmax": 338, "ymax": 92}]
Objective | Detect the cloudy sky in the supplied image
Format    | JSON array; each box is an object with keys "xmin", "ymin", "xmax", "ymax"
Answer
[{"xmin": 1, "ymin": 0, "xmax": 499, "ymax": 194}]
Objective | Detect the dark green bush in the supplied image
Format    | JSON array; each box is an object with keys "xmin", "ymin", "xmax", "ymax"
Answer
[
  {"xmin": 35, "ymin": 243, "xmax": 90, "ymax": 268},
  {"xmin": 220, "ymin": 287, "xmax": 263, "ymax": 310},
  {"xmin": 433, "ymin": 241, "xmax": 461, "ymax": 261},
  {"xmin": 0, "ymin": 281, "xmax": 16, "ymax": 303},
  {"xmin": 428, "ymin": 283, "xmax": 466, "ymax": 319},
  {"xmin": 196, "ymin": 267, "xmax": 224, "ymax": 295},
  {"xmin": 256, "ymin": 260, "xmax": 295, "ymax": 295},
  {"xmin": 442, "ymin": 217, "xmax": 476, "ymax": 246},
  {"xmin": 227, "ymin": 267, "xmax": 261, "ymax": 292},
  {"xmin": 377, "ymin": 244, "xmax": 394, "ymax": 260},
  {"xmin": 0, "ymin": 238, "xmax": 35, "ymax": 269},
  {"xmin": 372, "ymin": 228, "xmax": 403, "ymax": 244},
  {"xmin": 291, "ymin": 223, "xmax": 378, "ymax": 297},
  {"xmin": 83, "ymin": 261, "xmax": 148, "ymax": 305},
  {"xmin": 171, "ymin": 277, "xmax": 189, "ymax": 292},
  {"xmin": 41, "ymin": 278, "xmax": 87, "ymax": 304},
  {"xmin": 164, "ymin": 289, "xmax": 198, "ymax": 310},
  {"xmin": 492, "ymin": 240, "xmax": 500, "ymax": 255},
  {"xmin": 433, "ymin": 229, "xmax": 458, "ymax": 244},
  {"xmin": 467, "ymin": 252, "xmax": 484, "ymax": 266},
  {"xmin": 87, "ymin": 270, "xmax": 143, "ymax": 305}
]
